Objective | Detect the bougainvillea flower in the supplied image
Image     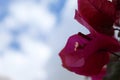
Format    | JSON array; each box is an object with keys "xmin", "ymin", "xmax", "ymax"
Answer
[
  {"xmin": 91, "ymin": 68, "xmax": 106, "ymax": 80},
  {"xmin": 59, "ymin": 0, "xmax": 120, "ymax": 77},
  {"xmin": 59, "ymin": 32, "xmax": 120, "ymax": 76},
  {"xmin": 75, "ymin": 0, "xmax": 116, "ymax": 36}
]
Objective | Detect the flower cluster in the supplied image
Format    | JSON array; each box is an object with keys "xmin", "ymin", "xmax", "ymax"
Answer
[{"xmin": 59, "ymin": 0, "xmax": 120, "ymax": 79}]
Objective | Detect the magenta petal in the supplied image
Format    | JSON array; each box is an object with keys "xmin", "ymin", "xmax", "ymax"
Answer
[
  {"xmin": 112, "ymin": 0, "xmax": 120, "ymax": 11},
  {"xmin": 59, "ymin": 33, "xmax": 120, "ymax": 76},
  {"xmin": 59, "ymin": 33, "xmax": 90, "ymax": 68},
  {"xmin": 76, "ymin": 0, "xmax": 116, "ymax": 35},
  {"xmin": 84, "ymin": 0, "xmax": 116, "ymax": 19},
  {"xmin": 112, "ymin": 0, "xmax": 120, "ymax": 27},
  {"xmin": 74, "ymin": 10, "xmax": 97, "ymax": 35}
]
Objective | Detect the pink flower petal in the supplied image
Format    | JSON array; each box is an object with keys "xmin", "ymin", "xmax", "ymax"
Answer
[
  {"xmin": 112, "ymin": 0, "xmax": 120, "ymax": 11},
  {"xmin": 74, "ymin": 10, "xmax": 97, "ymax": 35},
  {"xmin": 75, "ymin": 0, "xmax": 116, "ymax": 35},
  {"xmin": 59, "ymin": 33, "xmax": 120, "ymax": 76}
]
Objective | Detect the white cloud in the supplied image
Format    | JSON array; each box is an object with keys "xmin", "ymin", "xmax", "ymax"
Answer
[
  {"xmin": 0, "ymin": 36, "xmax": 52, "ymax": 80},
  {"xmin": 0, "ymin": 1, "xmax": 54, "ymax": 80},
  {"xmin": 8, "ymin": 1, "xmax": 56, "ymax": 33},
  {"xmin": 18, "ymin": 34, "xmax": 52, "ymax": 66},
  {"xmin": 0, "ymin": 30, "xmax": 12, "ymax": 52},
  {"xmin": 0, "ymin": 0, "xmax": 90, "ymax": 80}
]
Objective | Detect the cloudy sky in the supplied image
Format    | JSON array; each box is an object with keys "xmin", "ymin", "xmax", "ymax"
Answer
[{"xmin": 0, "ymin": 0, "xmax": 89, "ymax": 80}]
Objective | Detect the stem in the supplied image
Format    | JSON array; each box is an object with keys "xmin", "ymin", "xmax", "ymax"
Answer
[{"xmin": 110, "ymin": 52, "xmax": 120, "ymax": 58}]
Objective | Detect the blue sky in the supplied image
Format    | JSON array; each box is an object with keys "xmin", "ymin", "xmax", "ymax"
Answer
[{"xmin": 0, "ymin": 0, "xmax": 89, "ymax": 80}]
